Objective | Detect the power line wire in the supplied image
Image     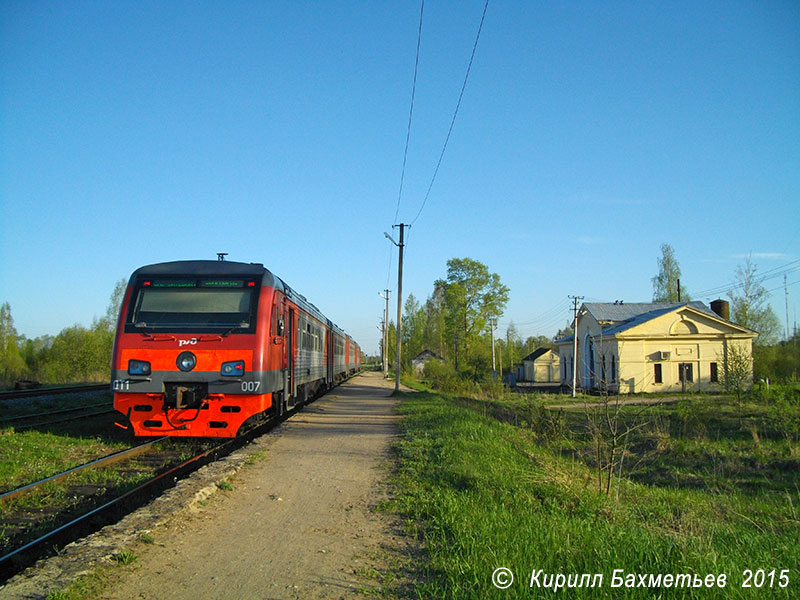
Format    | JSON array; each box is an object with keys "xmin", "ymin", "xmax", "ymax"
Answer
[
  {"xmin": 498, "ymin": 296, "xmax": 570, "ymax": 328},
  {"xmin": 393, "ymin": 0, "xmax": 425, "ymax": 224},
  {"xmin": 693, "ymin": 259, "xmax": 800, "ymax": 299},
  {"xmin": 409, "ymin": 0, "xmax": 490, "ymax": 225},
  {"xmin": 765, "ymin": 278, "xmax": 800, "ymax": 295}
]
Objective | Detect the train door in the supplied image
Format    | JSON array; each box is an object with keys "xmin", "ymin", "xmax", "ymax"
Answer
[
  {"xmin": 326, "ymin": 324, "xmax": 334, "ymax": 388},
  {"xmin": 287, "ymin": 307, "xmax": 296, "ymax": 406}
]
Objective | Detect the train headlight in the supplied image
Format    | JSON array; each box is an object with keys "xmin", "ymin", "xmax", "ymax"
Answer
[
  {"xmin": 176, "ymin": 351, "xmax": 197, "ymax": 372},
  {"xmin": 220, "ymin": 360, "xmax": 245, "ymax": 377},
  {"xmin": 128, "ymin": 359, "xmax": 151, "ymax": 376}
]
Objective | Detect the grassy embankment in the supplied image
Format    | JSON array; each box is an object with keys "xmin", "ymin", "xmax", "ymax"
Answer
[{"xmin": 384, "ymin": 383, "xmax": 799, "ymax": 599}]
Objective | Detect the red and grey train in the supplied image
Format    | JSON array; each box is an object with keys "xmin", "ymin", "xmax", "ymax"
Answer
[{"xmin": 111, "ymin": 260, "xmax": 361, "ymax": 437}]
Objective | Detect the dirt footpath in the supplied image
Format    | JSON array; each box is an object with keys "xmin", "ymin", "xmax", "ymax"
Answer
[{"xmin": 103, "ymin": 372, "xmax": 408, "ymax": 600}]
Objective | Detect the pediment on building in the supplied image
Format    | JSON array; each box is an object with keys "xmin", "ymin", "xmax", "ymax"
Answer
[{"xmin": 619, "ymin": 305, "xmax": 756, "ymax": 338}]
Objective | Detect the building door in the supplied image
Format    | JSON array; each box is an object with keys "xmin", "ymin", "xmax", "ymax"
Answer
[
  {"xmin": 678, "ymin": 363, "xmax": 693, "ymax": 382},
  {"xmin": 584, "ymin": 336, "xmax": 595, "ymax": 389}
]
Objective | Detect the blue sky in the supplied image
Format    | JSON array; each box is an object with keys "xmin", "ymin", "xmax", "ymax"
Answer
[{"xmin": 1, "ymin": 1, "xmax": 798, "ymax": 354}]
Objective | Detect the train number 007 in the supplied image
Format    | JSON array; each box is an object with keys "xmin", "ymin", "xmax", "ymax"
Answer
[{"xmin": 241, "ymin": 381, "xmax": 261, "ymax": 392}]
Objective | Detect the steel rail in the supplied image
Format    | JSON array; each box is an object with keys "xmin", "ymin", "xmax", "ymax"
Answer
[
  {"xmin": 0, "ymin": 438, "xmax": 169, "ymax": 503},
  {"xmin": 0, "ymin": 403, "xmax": 112, "ymax": 426},
  {"xmin": 0, "ymin": 384, "xmax": 108, "ymax": 401},
  {"xmin": 7, "ymin": 409, "xmax": 118, "ymax": 432}
]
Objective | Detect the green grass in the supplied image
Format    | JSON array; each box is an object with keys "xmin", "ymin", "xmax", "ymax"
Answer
[
  {"xmin": 139, "ymin": 532, "xmax": 155, "ymax": 544},
  {"xmin": 384, "ymin": 388, "xmax": 799, "ymax": 599},
  {"xmin": 0, "ymin": 430, "xmax": 128, "ymax": 493},
  {"xmin": 0, "ymin": 393, "xmax": 129, "ymax": 494},
  {"xmin": 43, "ymin": 562, "xmax": 126, "ymax": 600}
]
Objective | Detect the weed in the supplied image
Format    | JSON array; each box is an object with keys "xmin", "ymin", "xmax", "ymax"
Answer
[
  {"xmin": 216, "ymin": 480, "xmax": 234, "ymax": 492},
  {"xmin": 112, "ymin": 550, "xmax": 137, "ymax": 565},
  {"xmin": 42, "ymin": 565, "xmax": 113, "ymax": 600},
  {"xmin": 244, "ymin": 449, "xmax": 267, "ymax": 466}
]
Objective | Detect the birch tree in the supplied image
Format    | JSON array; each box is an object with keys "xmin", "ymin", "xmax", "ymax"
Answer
[
  {"xmin": 652, "ymin": 243, "xmax": 689, "ymax": 302},
  {"xmin": 728, "ymin": 256, "xmax": 780, "ymax": 346}
]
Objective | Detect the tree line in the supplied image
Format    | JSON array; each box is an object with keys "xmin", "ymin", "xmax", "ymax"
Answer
[
  {"xmin": 381, "ymin": 249, "xmax": 798, "ymax": 384},
  {"xmin": 0, "ymin": 280, "xmax": 126, "ymax": 387}
]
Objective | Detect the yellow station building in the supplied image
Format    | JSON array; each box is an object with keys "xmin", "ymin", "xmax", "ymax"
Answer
[{"xmin": 555, "ymin": 301, "xmax": 757, "ymax": 394}]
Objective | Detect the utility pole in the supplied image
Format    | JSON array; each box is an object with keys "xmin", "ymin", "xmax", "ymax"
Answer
[
  {"xmin": 489, "ymin": 316, "xmax": 497, "ymax": 378},
  {"xmin": 385, "ymin": 225, "xmax": 407, "ymax": 393},
  {"xmin": 569, "ymin": 295, "xmax": 584, "ymax": 397},
  {"xmin": 379, "ymin": 290, "xmax": 390, "ymax": 377}
]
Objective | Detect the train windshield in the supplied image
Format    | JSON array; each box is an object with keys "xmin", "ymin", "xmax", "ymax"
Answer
[{"xmin": 126, "ymin": 278, "xmax": 259, "ymax": 333}]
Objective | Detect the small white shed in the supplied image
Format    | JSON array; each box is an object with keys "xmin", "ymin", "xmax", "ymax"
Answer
[{"xmin": 411, "ymin": 349, "xmax": 443, "ymax": 374}]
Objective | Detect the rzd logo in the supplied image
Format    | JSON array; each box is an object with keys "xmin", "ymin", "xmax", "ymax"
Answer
[{"xmin": 179, "ymin": 338, "xmax": 198, "ymax": 347}]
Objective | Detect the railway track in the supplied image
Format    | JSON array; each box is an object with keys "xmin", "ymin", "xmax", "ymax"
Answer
[
  {"xmin": 0, "ymin": 383, "xmax": 108, "ymax": 401},
  {"xmin": 0, "ymin": 383, "xmax": 113, "ymax": 432},
  {"xmin": 0, "ymin": 438, "xmax": 168, "ymax": 503},
  {"xmin": 0, "ymin": 404, "xmax": 117, "ymax": 431},
  {"xmin": 0, "ymin": 409, "xmax": 286, "ymax": 582}
]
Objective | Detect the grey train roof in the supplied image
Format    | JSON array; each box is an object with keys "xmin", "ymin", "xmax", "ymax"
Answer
[{"xmin": 129, "ymin": 260, "xmax": 356, "ymax": 345}]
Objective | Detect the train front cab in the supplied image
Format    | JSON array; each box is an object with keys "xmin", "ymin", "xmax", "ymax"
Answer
[{"xmin": 112, "ymin": 264, "xmax": 281, "ymax": 438}]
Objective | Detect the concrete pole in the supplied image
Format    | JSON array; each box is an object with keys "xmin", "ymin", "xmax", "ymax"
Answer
[
  {"xmin": 569, "ymin": 295, "xmax": 584, "ymax": 397},
  {"xmin": 394, "ymin": 224, "xmax": 405, "ymax": 393}
]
